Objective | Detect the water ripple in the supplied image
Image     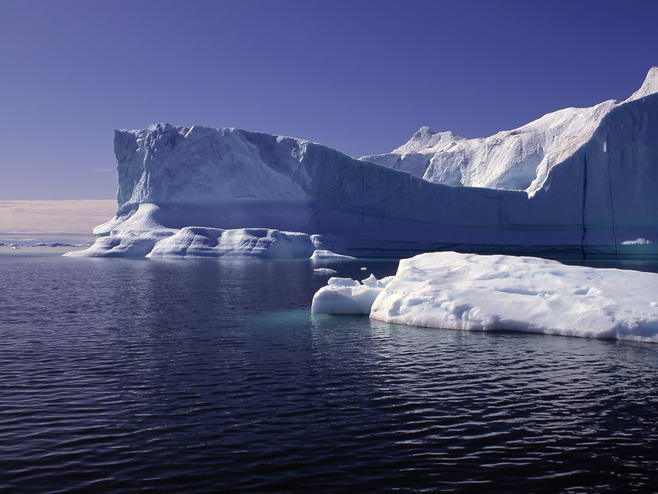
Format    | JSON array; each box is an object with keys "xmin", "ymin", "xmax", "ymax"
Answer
[{"xmin": 0, "ymin": 256, "xmax": 657, "ymax": 492}]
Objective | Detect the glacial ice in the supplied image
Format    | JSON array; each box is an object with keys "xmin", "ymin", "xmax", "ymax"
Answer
[
  {"xmin": 71, "ymin": 67, "xmax": 658, "ymax": 259},
  {"xmin": 314, "ymin": 252, "xmax": 658, "ymax": 343},
  {"xmin": 362, "ymin": 67, "xmax": 658, "ymax": 195}
]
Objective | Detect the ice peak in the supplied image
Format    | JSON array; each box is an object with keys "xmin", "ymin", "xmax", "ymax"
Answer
[
  {"xmin": 412, "ymin": 125, "xmax": 436, "ymax": 138},
  {"xmin": 388, "ymin": 126, "xmax": 461, "ymax": 155},
  {"xmin": 627, "ymin": 66, "xmax": 658, "ymax": 102}
]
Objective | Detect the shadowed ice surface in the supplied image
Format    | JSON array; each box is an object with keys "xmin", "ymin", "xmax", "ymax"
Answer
[{"xmin": 0, "ymin": 255, "xmax": 657, "ymax": 492}]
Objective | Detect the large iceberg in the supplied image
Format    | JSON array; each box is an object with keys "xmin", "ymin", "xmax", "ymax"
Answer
[
  {"xmin": 71, "ymin": 67, "xmax": 658, "ymax": 259},
  {"xmin": 312, "ymin": 251, "xmax": 658, "ymax": 343}
]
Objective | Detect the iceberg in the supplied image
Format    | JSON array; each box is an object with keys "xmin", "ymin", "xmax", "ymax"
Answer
[
  {"xmin": 313, "ymin": 252, "xmax": 658, "ymax": 343},
  {"xmin": 71, "ymin": 67, "xmax": 658, "ymax": 259}
]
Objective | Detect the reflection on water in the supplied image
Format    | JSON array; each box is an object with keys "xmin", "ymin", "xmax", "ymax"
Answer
[{"xmin": 0, "ymin": 255, "xmax": 656, "ymax": 492}]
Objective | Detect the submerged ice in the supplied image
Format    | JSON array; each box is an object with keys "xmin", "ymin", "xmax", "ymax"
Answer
[{"xmin": 313, "ymin": 252, "xmax": 658, "ymax": 343}]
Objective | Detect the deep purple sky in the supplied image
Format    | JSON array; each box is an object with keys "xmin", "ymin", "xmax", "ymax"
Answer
[{"xmin": 1, "ymin": 0, "xmax": 657, "ymax": 199}]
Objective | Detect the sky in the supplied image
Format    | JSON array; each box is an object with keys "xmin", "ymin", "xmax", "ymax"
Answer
[{"xmin": 1, "ymin": 0, "xmax": 658, "ymax": 200}]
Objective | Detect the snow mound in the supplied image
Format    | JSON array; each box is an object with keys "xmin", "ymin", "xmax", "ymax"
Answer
[
  {"xmin": 311, "ymin": 275, "xmax": 394, "ymax": 315},
  {"xmin": 365, "ymin": 252, "xmax": 658, "ymax": 343},
  {"xmin": 363, "ymin": 67, "xmax": 658, "ymax": 195}
]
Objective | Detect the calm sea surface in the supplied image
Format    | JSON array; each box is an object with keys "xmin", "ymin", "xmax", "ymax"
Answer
[{"xmin": 1, "ymin": 255, "xmax": 657, "ymax": 493}]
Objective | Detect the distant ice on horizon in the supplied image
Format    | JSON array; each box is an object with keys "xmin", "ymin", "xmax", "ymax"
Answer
[{"xmin": 0, "ymin": 200, "xmax": 116, "ymax": 245}]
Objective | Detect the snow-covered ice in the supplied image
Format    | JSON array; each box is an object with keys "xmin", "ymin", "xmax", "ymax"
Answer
[{"xmin": 314, "ymin": 252, "xmax": 658, "ymax": 343}]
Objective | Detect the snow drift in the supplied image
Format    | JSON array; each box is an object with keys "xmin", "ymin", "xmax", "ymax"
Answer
[
  {"xmin": 313, "ymin": 251, "xmax": 658, "ymax": 343},
  {"xmin": 72, "ymin": 67, "xmax": 658, "ymax": 259}
]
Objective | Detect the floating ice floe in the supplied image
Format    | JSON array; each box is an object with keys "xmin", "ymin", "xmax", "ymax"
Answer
[
  {"xmin": 310, "ymin": 250, "xmax": 356, "ymax": 262},
  {"xmin": 621, "ymin": 238, "xmax": 652, "ymax": 245},
  {"xmin": 313, "ymin": 268, "xmax": 338, "ymax": 275},
  {"xmin": 313, "ymin": 252, "xmax": 658, "ymax": 343}
]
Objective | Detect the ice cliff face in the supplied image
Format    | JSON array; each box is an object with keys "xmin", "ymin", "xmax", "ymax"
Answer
[
  {"xmin": 362, "ymin": 67, "xmax": 658, "ymax": 195},
  {"xmin": 73, "ymin": 67, "xmax": 658, "ymax": 259}
]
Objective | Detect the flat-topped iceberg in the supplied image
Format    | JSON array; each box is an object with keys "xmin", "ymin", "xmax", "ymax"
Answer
[
  {"xmin": 313, "ymin": 252, "xmax": 658, "ymax": 343},
  {"xmin": 71, "ymin": 67, "xmax": 658, "ymax": 259}
]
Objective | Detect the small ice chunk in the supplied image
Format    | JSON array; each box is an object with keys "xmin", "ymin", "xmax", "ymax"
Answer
[
  {"xmin": 361, "ymin": 273, "xmax": 395, "ymax": 288},
  {"xmin": 312, "ymin": 274, "xmax": 395, "ymax": 314},
  {"xmin": 313, "ymin": 268, "xmax": 338, "ymax": 275},
  {"xmin": 311, "ymin": 282, "xmax": 383, "ymax": 315},
  {"xmin": 621, "ymin": 238, "xmax": 652, "ymax": 245},
  {"xmin": 378, "ymin": 276, "xmax": 395, "ymax": 288},
  {"xmin": 361, "ymin": 273, "xmax": 379, "ymax": 287},
  {"xmin": 360, "ymin": 267, "xmax": 367, "ymax": 271},
  {"xmin": 310, "ymin": 249, "xmax": 356, "ymax": 261},
  {"xmin": 327, "ymin": 277, "xmax": 360, "ymax": 287}
]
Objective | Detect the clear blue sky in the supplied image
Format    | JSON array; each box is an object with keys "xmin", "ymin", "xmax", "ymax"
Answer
[{"xmin": 1, "ymin": 0, "xmax": 657, "ymax": 199}]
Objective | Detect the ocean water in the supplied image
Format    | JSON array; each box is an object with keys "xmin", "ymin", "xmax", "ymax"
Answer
[{"xmin": 0, "ymin": 255, "xmax": 657, "ymax": 493}]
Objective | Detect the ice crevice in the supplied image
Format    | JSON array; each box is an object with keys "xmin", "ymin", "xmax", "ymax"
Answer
[{"xmin": 581, "ymin": 144, "xmax": 588, "ymax": 260}]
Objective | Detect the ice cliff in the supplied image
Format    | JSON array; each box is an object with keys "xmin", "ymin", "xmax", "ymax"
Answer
[{"xmin": 71, "ymin": 67, "xmax": 658, "ymax": 259}]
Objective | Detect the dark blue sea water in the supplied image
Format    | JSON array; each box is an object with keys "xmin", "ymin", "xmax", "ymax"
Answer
[{"xmin": 1, "ymin": 255, "xmax": 657, "ymax": 493}]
